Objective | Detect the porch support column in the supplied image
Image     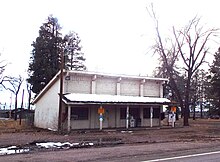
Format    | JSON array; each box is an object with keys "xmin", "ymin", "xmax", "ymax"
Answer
[
  {"xmin": 116, "ymin": 77, "xmax": 121, "ymax": 95},
  {"xmin": 159, "ymin": 82, "xmax": 164, "ymax": 98},
  {"xmin": 91, "ymin": 75, "xmax": 96, "ymax": 94},
  {"xmin": 126, "ymin": 105, "xmax": 129, "ymax": 129},
  {"xmin": 67, "ymin": 105, "xmax": 71, "ymax": 132},
  {"xmin": 140, "ymin": 107, "xmax": 143, "ymax": 127},
  {"xmin": 140, "ymin": 79, "xmax": 145, "ymax": 97},
  {"xmin": 150, "ymin": 106, "xmax": 153, "ymax": 127}
]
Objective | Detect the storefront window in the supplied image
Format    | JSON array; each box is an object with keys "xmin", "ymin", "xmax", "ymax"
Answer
[
  {"xmin": 143, "ymin": 106, "xmax": 160, "ymax": 118},
  {"xmin": 143, "ymin": 108, "xmax": 150, "ymax": 118},
  {"xmin": 153, "ymin": 107, "xmax": 160, "ymax": 118},
  {"xmin": 120, "ymin": 107, "xmax": 126, "ymax": 119},
  {"xmin": 71, "ymin": 107, "xmax": 89, "ymax": 120}
]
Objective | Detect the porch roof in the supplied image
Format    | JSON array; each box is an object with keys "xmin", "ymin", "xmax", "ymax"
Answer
[{"xmin": 63, "ymin": 93, "xmax": 170, "ymax": 105}]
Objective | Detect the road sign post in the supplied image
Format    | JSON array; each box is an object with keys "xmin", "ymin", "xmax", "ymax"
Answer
[
  {"xmin": 170, "ymin": 106, "xmax": 176, "ymax": 128},
  {"xmin": 99, "ymin": 113, "xmax": 103, "ymax": 130},
  {"xmin": 98, "ymin": 106, "xmax": 104, "ymax": 130}
]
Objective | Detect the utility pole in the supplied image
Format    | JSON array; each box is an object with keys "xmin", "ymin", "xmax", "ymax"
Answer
[{"xmin": 58, "ymin": 48, "xmax": 64, "ymax": 132}]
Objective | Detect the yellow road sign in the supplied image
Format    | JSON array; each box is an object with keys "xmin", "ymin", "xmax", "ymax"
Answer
[
  {"xmin": 171, "ymin": 106, "xmax": 176, "ymax": 112},
  {"xmin": 98, "ymin": 107, "xmax": 105, "ymax": 114}
]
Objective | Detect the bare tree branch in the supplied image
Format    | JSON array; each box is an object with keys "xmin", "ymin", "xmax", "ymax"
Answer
[
  {"xmin": 173, "ymin": 27, "xmax": 188, "ymax": 67},
  {"xmin": 148, "ymin": 5, "xmax": 219, "ymax": 126}
]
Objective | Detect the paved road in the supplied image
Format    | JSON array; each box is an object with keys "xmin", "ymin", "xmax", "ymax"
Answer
[
  {"xmin": 143, "ymin": 151, "xmax": 220, "ymax": 162},
  {"xmin": 1, "ymin": 141, "xmax": 220, "ymax": 162}
]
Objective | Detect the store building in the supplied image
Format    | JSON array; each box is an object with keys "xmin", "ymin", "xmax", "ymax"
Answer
[{"xmin": 33, "ymin": 70, "xmax": 170, "ymax": 131}]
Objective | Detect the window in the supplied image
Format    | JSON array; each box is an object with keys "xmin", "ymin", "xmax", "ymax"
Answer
[
  {"xmin": 143, "ymin": 108, "xmax": 150, "ymax": 118},
  {"xmin": 71, "ymin": 107, "xmax": 89, "ymax": 120},
  {"xmin": 143, "ymin": 106, "xmax": 160, "ymax": 118},
  {"xmin": 153, "ymin": 107, "xmax": 160, "ymax": 118},
  {"xmin": 120, "ymin": 107, "xmax": 140, "ymax": 119},
  {"xmin": 120, "ymin": 107, "xmax": 126, "ymax": 119}
]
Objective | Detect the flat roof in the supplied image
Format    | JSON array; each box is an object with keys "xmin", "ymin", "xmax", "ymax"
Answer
[
  {"xmin": 63, "ymin": 93, "xmax": 170, "ymax": 105},
  {"xmin": 68, "ymin": 70, "xmax": 168, "ymax": 81}
]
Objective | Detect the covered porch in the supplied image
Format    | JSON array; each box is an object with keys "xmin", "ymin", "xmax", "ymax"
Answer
[{"xmin": 62, "ymin": 93, "xmax": 170, "ymax": 131}]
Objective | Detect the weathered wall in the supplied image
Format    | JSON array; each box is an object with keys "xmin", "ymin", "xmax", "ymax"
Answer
[
  {"xmin": 120, "ymin": 79, "xmax": 140, "ymax": 96},
  {"xmin": 142, "ymin": 118, "xmax": 160, "ymax": 126},
  {"xmin": 64, "ymin": 73, "xmax": 162, "ymax": 97},
  {"xmin": 34, "ymin": 80, "xmax": 60, "ymax": 130},
  {"xmin": 144, "ymin": 81, "xmax": 160, "ymax": 97},
  {"xmin": 65, "ymin": 74, "xmax": 91, "ymax": 94},
  {"xmin": 70, "ymin": 119, "xmax": 90, "ymax": 129},
  {"xmin": 96, "ymin": 77, "xmax": 117, "ymax": 95}
]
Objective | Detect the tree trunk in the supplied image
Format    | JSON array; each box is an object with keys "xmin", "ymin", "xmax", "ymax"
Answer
[
  {"xmin": 200, "ymin": 101, "xmax": 203, "ymax": 118},
  {"xmin": 193, "ymin": 104, "xmax": 196, "ymax": 120},
  {"xmin": 28, "ymin": 90, "xmax": 31, "ymax": 111},
  {"xmin": 183, "ymin": 73, "xmax": 192, "ymax": 126},
  {"xmin": 183, "ymin": 96, "xmax": 190, "ymax": 126},
  {"xmin": 14, "ymin": 95, "xmax": 18, "ymax": 121}
]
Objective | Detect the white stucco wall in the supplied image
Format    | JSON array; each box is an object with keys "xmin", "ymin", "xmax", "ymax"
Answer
[
  {"xmin": 34, "ymin": 80, "xmax": 60, "ymax": 130},
  {"xmin": 120, "ymin": 80, "xmax": 140, "ymax": 96},
  {"xmin": 71, "ymin": 120, "xmax": 90, "ymax": 129},
  {"xmin": 142, "ymin": 119, "xmax": 160, "ymax": 126},
  {"xmin": 65, "ymin": 75, "xmax": 91, "ymax": 94},
  {"xmin": 144, "ymin": 81, "xmax": 160, "ymax": 97},
  {"xmin": 64, "ymin": 72, "xmax": 163, "ymax": 98},
  {"xmin": 96, "ymin": 77, "xmax": 117, "ymax": 95}
]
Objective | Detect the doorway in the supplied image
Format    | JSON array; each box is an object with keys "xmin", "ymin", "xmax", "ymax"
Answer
[{"xmin": 130, "ymin": 107, "xmax": 141, "ymax": 127}]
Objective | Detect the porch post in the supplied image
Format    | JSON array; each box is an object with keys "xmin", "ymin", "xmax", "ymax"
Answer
[
  {"xmin": 150, "ymin": 106, "xmax": 153, "ymax": 127},
  {"xmin": 140, "ymin": 106, "xmax": 143, "ymax": 127},
  {"xmin": 91, "ymin": 75, "xmax": 96, "ymax": 94},
  {"xmin": 140, "ymin": 79, "xmax": 145, "ymax": 97},
  {"xmin": 126, "ymin": 105, "xmax": 129, "ymax": 129},
  {"xmin": 67, "ymin": 105, "xmax": 71, "ymax": 132},
  {"xmin": 116, "ymin": 77, "xmax": 121, "ymax": 95}
]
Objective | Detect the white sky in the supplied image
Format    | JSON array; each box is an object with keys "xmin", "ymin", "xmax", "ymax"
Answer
[{"xmin": 0, "ymin": 0, "xmax": 220, "ymax": 107}]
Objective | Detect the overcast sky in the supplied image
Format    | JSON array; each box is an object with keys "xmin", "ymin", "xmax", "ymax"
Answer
[
  {"xmin": 0, "ymin": 0, "xmax": 219, "ymax": 76},
  {"xmin": 0, "ymin": 0, "xmax": 220, "ymax": 106}
]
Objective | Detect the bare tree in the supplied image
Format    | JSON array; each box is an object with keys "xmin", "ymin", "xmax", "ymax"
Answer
[
  {"xmin": 147, "ymin": 5, "xmax": 184, "ymax": 115},
  {"xmin": 0, "ymin": 58, "xmax": 8, "ymax": 87},
  {"xmin": 2, "ymin": 76, "xmax": 23, "ymax": 120},
  {"xmin": 148, "ymin": 5, "xmax": 218, "ymax": 126},
  {"xmin": 173, "ymin": 18, "xmax": 218, "ymax": 125}
]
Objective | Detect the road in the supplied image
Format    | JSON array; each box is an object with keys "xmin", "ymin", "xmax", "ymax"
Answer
[
  {"xmin": 1, "ymin": 141, "xmax": 220, "ymax": 162},
  {"xmin": 143, "ymin": 151, "xmax": 220, "ymax": 162}
]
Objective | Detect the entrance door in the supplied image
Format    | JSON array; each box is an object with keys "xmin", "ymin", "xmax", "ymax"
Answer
[{"xmin": 130, "ymin": 107, "xmax": 141, "ymax": 127}]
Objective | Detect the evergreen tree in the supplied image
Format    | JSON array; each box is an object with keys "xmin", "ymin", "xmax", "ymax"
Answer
[
  {"xmin": 64, "ymin": 31, "xmax": 86, "ymax": 71},
  {"xmin": 209, "ymin": 47, "xmax": 220, "ymax": 111},
  {"xmin": 154, "ymin": 61, "xmax": 185, "ymax": 102},
  {"xmin": 28, "ymin": 15, "xmax": 63, "ymax": 94}
]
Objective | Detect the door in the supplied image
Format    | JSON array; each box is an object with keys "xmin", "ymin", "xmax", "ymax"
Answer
[{"xmin": 130, "ymin": 107, "xmax": 141, "ymax": 127}]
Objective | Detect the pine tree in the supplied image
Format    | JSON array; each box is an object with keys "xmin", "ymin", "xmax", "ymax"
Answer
[
  {"xmin": 28, "ymin": 15, "xmax": 63, "ymax": 94},
  {"xmin": 64, "ymin": 31, "xmax": 86, "ymax": 71},
  {"xmin": 210, "ymin": 47, "xmax": 220, "ymax": 111}
]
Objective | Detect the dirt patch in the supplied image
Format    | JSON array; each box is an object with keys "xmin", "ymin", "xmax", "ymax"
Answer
[{"xmin": 1, "ymin": 118, "xmax": 220, "ymax": 155}]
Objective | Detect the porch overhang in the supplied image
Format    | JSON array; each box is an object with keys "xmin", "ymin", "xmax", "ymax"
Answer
[{"xmin": 62, "ymin": 93, "xmax": 170, "ymax": 106}]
